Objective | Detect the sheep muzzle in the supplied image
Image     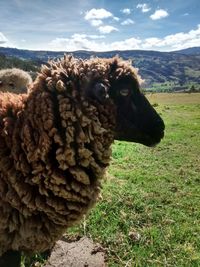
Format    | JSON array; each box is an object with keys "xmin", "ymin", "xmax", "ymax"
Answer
[{"xmin": 111, "ymin": 78, "xmax": 165, "ymax": 146}]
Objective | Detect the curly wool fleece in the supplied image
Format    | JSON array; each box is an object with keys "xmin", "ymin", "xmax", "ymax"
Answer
[{"xmin": 0, "ymin": 55, "xmax": 140, "ymax": 255}]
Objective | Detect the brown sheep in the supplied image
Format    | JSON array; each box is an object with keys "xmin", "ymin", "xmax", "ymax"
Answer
[
  {"xmin": 0, "ymin": 55, "xmax": 164, "ymax": 267},
  {"xmin": 0, "ymin": 68, "xmax": 32, "ymax": 93}
]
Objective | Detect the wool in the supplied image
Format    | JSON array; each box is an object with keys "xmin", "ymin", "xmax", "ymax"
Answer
[{"xmin": 0, "ymin": 56, "xmax": 128, "ymax": 255}]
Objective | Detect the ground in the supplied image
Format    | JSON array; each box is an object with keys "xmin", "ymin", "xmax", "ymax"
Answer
[{"xmin": 44, "ymin": 237, "xmax": 106, "ymax": 267}]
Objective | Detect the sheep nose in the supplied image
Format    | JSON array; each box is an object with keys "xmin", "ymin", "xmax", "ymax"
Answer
[
  {"xmin": 149, "ymin": 118, "xmax": 165, "ymax": 137},
  {"xmin": 155, "ymin": 118, "xmax": 165, "ymax": 131}
]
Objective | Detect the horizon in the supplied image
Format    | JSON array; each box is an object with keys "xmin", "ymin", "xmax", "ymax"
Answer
[
  {"xmin": 0, "ymin": 0, "xmax": 200, "ymax": 52},
  {"xmin": 0, "ymin": 45, "xmax": 199, "ymax": 54}
]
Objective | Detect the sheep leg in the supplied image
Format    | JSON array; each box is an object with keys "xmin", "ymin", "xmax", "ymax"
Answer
[{"xmin": 0, "ymin": 250, "xmax": 21, "ymax": 267}]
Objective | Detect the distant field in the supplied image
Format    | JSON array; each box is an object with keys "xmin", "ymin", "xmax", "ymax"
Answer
[
  {"xmin": 147, "ymin": 92, "xmax": 200, "ymax": 105},
  {"xmin": 145, "ymin": 82, "xmax": 200, "ymax": 93},
  {"xmin": 27, "ymin": 93, "xmax": 200, "ymax": 267}
]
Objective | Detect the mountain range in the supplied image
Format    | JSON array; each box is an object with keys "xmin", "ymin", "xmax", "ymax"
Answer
[{"xmin": 0, "ymin": 46, "xmax": 200, "ymax": 91}]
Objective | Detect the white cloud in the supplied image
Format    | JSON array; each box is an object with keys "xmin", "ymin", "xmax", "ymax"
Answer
[
  {"xmin": 98, "ymin": 25, "xmax": 118, "ymax": 34},
  {"xmin": 111, "ymin": 38, "xmax": 142, "ymax": 50},
  {"xmin": 141, "ymin": 24, "xmax": 200, "ymax": 50},
  {"xmin": 72, "ymin": 34, "xmax": 105, "ymax": 40},
  {"xmin": 84, "ymin": 8, "xmax": 113, "ymax": 20},
  {"xmin": 48, "ymin": 34, "xmax": 139, "ymax": 51},
  {"xmin": 49, "ymin": 34, "xmax": 106, "ymax": 51},
  {"xmin": 137, "ymin": 3, "xmax": 151, "ymax": 13},
  {"xmin": 113, "ymin": 16, "xmax": 120, "ymax": 21},
  {"xmin": 121, "ymin": 8, "xmax": 131, "ymax": 15},
  {"xmin": 0, "ymin": 32, "xmax": 9, "ymax": 45},
  {"xmin": 47, "ymin": 24, "xmax": 200, "ymax": 52},
  {"xmin": 121, "ymin": 19, "xmax": 135, "ymax": 26},
  {"xmin": 0, "ymin": 32, "xmax": 14, "ymax": 47},
  {"xmin": 84, "ymin": 8, "xmax": 118, "ymax": 29},
  {"xmin": 90, "ymin": 19, "xmax": 103, "ymax": 27},
  {"xmin": 150, "ymin": 9, "xmax": 169, "ymax": 20}
]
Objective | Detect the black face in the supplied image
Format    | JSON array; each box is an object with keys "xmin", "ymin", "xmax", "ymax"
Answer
[{"xmin": 110, "ymin": 76, "xmax": 165, "ymax": 146}]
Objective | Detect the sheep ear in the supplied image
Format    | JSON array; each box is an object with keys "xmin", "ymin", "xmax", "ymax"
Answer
[
  {"xmin": 0, "ymin": 80, "xmax": 2, "ymax": 86},
  {"xmin": 93, "ymin": 83, "xmax": 109, "ymax": 103},
  {"xmin": 109, "ymin": 59, "xmax": 118, "ymax": 75}
]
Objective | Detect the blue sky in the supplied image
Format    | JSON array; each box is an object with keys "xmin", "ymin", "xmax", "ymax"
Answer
[{"xmin": 0, "ymin": 0, "xmax": 199, "ymax": 51}]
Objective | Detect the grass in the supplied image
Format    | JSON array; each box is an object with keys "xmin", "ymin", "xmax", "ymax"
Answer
[
  {"xmin": 25, "ymin": 93, "xmax": 200, "ymax": 267},
  {"xmin": 69, "ymin": 93, "xmax": 200, "ymax": 267}
]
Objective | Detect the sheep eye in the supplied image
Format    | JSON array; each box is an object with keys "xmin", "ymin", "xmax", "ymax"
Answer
[
  {"xmin": 120, "ymin": 89, "xmax": 129, "ymax": 96},
  {"xmin": 95, "ymin": 83, "xmax": 106, "ymax": 93},
  {"xmin": 9, "ymin": 82, "xmax": 14, "ymax": 87},
  {"xmin": 94, "ymin": 82, "xmax": 109, "ymax": 101}
]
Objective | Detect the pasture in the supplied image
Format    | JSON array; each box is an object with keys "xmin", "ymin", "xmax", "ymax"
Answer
[
  {"xmin": 25, "ymin": 93, "xmax": 200, "ymax": 267},
  {"xmin": 69, "ymin": 93, "xmax": 200, "ymax": 267}
]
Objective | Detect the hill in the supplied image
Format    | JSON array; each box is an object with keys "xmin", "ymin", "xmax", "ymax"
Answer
[
  {"xmin": 174, "ymin": 46, "xmax": 200, "ymax": 55},
  {"xmin": 0, "ymin": 46, "xmax": 200, "ymax": 91}
]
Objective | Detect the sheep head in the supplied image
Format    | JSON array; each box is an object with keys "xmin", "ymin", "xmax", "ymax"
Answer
[
  {"xmin": 82, "ymin": 57, "xmax": 165, "ymax": 146},
  {"xmin": 0, "ymin": 68, "xmax": 32, "ymax": 93}
]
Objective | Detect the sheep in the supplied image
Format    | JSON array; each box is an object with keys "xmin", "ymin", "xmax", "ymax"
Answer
[
  {"xmin": 0, "ymin": 55, "xmax": 165, "ymax": 267},
  {"xmin": 0, "ymin": 68, "xmax": 32, "ymax": 93}
]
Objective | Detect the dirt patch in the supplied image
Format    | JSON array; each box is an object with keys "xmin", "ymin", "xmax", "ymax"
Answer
[{"xmin": 44, "ymin": 237, "xmax": 107, "ymax": 267}]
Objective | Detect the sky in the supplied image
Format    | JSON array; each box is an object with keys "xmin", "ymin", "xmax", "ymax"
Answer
[{"xmin": 0, "ymin": 0, "xmax": 200, "ymax": 52}]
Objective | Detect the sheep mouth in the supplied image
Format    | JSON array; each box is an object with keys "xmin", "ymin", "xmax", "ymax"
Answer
[
  {"xmin": 115, "ymin": 116, "xmax": 165, "ymax": 147},
  {"xmin": 137, "ymin": 130, "xmax": 165, "ymax": 147},
  {"xmin": 115, "ymin": 129, "xmax": 164, "ymax": 146}
]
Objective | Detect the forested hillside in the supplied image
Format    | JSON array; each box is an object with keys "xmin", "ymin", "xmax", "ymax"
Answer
[{"xmin": 0, "ymin": 46, "xmax": 200, "ymax": 92}]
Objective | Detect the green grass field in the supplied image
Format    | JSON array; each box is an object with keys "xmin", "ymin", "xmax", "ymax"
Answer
[
  {"xmin": 24, "ymin": 93, "xmax": 200, "ymax": 267},
  {"xmin": 69, "ymin": 93, "xmax": 200, "ymax": 267}
]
